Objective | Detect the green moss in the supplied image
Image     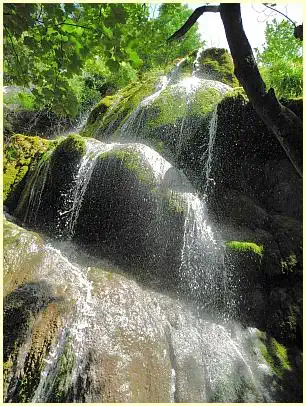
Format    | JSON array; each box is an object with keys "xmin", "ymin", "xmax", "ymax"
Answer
[
  {"xmin": 82, "ymin": 80, "xmax": 156, "ymax": 138},
  {"xmin": 3, "ymin": 134, "xmax": 55, "ymax": 203},
  {"xmin": 49, "ymin": 336, "xmax": 75, "ymax": 402},
  {"xmin": 99, "ymin": 149, "xmax": 156, "ymax": 186},
  {"xmin": 147, "ymin": 84, "xmax": 223, "ymax": 130},
  {"xmin": 224, "ymin": 87, "xmax": 248, "ymax": 101},
  {"xmin": 198, "ymin": 48, "xmax": 239, "ymax": 87},
  {"xmin": 257, "ymin": 331, "xmax": 291, "ymax": 378},
  {"xmin": 164, "ymin": 192, "xmax": 185, "ymax": 214},
  {"xmin": 225, "ymin": 241, "xmax": 264, "ymax": 257},
  {"xmin": 55, "ymin": 133, "xmax": 86, "ymax": 157},
  {"xmin": 280, "ymin": 253, "xmax": 297, "ymax": 274}
]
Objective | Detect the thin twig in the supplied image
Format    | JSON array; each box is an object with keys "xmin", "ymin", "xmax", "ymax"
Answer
[{"xmin": 264, "ymin": 4, "xmax": 296, "ymax": 26}]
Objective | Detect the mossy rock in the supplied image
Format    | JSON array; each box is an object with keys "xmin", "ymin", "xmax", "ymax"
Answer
[
  {"xmin": 73, "ymin": 145, "xmax": 186, "ymax": 282},
  {"xmin": 256, "ymin": 330, "xmax": 302, "ymax": 402},
  {"xmin": 3, "ymin": 220, "xmax": 64, "ymax": 402},
  {"xmin": 14, "ymin": 134, "xmax": 86, "ymax": 232},
  {"xmin": 99, "ymin": 149, "xmax": 156, "ymax": 186},
  {"xmin": 82, "ymin": 80, "xmax": 156, "ymax": 138},
  {"xmin": 197, "ymin": 47, "xmax": 239, "ymax": 87},
  {"xmin": 3, "ymin": 134, "xmax": 57, "ymax": 210},
  {"xmin": 225, "ymin": 240, "xmax": 264, "ymax": 257},
  {"xmin": 257, "ymin": 331, "xmax": 291, "ymax": 378},
  {"xmin": 52, "ymin": 133, "xmax": 86, "ymax": 162}
]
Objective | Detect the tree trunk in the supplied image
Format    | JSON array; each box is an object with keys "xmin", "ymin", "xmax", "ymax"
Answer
[{"xmin": 219, "ymin": 4, "xmax": 302, "ymax": 178}]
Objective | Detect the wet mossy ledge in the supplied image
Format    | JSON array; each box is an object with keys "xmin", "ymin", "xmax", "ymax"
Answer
[
  {"xmin": 195, "ymin": 47, "xmax": 239, "ymax": 87},
  {"xmin": 225, "ymin": 240, "xmax": 264, "ymax": 257},
  {"xmin": 257, "ymin": 331, "xmax": 291, "ymax": 379},
  {"xmin": 80, "ymin": 47, "xmax": 237, "ymax": 143},
  {"xmin": 98, "ymin": 149, "xmax": 156, "ymax": 186},
  {"xmin": 81, "ymin": 78, "xmax": 227, "ymax": 142},
  {"xmin": 82, "ymin": 80, "xmax": 156, "ymax": 138},
  {"xmin": 255, "ymin": 330, "xmax": 302, "ymax": 402},
  {"xmin": 3, "ymin": 134, "xmax": 57, "ymax": 209},
  {"xmin": 4, "ymin": 133, "xmax": 87, "ymax": 214},
  {"xmin": 52, "ymin": 133, "xmax": 86, "ymax": 160}
]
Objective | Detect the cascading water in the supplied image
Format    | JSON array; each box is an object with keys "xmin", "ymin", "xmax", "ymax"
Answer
[
  {"xmin": 119, "ymin": 58, "xmax": 185, "ymax": 139},
  {"xmin": 4, "ymin": 56, "xmax": 288, "ymax": 403},
  {"xmin": 202, "ymin": 105, "xmax": 218, "ymax": 195},
  {"xmin": 56, "ymin": 139, "xmax": 119, "ymax": 239},
  {"xmin": 19, "ymin": 149, "xmax": 53, "ymax": 226}
]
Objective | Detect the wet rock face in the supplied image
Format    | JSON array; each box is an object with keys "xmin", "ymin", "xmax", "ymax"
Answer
[
  {"xmin": 3, "ymin": 219, "xmax": 64, "ymax": 402},
  {"xmin": 74, "ymin": 147, "xmax": 186, "ymax": 285},
  {"xmin": 209, "ymin": 96, "xmax": 302, "ymax": 347},
  {"xmin": 13, "ymin": 134, "xmax": 86, "ymax": 234}
]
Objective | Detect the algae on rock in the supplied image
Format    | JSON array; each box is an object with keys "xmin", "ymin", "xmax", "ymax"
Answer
[{"xmin": 4, "ymin": 134, "xmax": 56, "ymax": 210}]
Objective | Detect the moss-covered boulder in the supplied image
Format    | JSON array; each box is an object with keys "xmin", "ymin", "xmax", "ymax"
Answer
[
  {"xmin": 224, "ymin": 239, "xmax": 266, "ymax": 324},
  {"xmin": 73, "ymin": 144, "xmax": 186, "ymax": 284},
  {"xmin": 3, "ymin": 134, "xmax": 56, "ymax": 211},
  {"xmin": 14, "ymin": 133, "xmax": 86, "ymax": 233},
  {"xmin": 196, "ymin": 47, "xmax": 239, "ymax": 87},
  {"xmin": 256, "ymin": 331, "xmax": 302, "ymax": 402}
]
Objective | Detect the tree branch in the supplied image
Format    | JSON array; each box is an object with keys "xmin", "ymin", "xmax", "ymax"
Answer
[
  {"xmin": 167, "ymin": 5, "xmax": 220, "ymax": 41},
  {"xmin": 264, "ymin": 4, "xmax": 297, "ymax": 26}
]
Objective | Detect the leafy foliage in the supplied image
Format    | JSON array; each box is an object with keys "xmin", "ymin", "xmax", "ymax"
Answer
[
  {"xmin": 4, "ymin": 3, "xmax": 201, "ymax": 117},
  {"xmin": 256, "ymin": 20, "xmax": 303, "ymax": 98}
]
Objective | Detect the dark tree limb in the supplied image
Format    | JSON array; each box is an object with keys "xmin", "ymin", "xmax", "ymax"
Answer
[
  {"xmin": 167, "ymin": 5, "xmax": 219, "ymax": 41},
  {"xmin": 168, "ymin": 3, "xmax": 302, "ymax": 178},
  {"xmin": 294, "ymin": 24, "xmax": 303, "ymax": 40}
]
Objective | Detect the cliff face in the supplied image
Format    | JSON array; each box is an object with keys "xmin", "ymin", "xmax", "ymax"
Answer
[{"xmin": 210, "ymin": 96, "xmax": 302, "ymax": 348}]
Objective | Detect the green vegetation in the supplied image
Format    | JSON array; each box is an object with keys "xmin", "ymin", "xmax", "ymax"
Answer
[
  {"xmin": 99, "ymin": 149, "xmax": 156, "ymax": 186},
  {"xmin": 257, "ymin": 331, "xmax": 291, "ymax": 379},
  {"xmin": 4, "ymin": 3, "xmax": 201, "ymax": 117},
  {"xmin": 83, "ymin": 80, "xmax": 156, "ymax": 137},
  {"xmin": 4, "ymin": 89, "xmax": 36, "ymax": 110},
  {"xmin": 53, "ymin": 134, "xmax": 86, "ymax": 160},
  {"xmin": 164, "ymin": 192, "xmax": 185, "ymax": 214},
  {"xmin": 225, "ymin": 241, "xmax": 264, "ymax": 257},
  {"xmin": 256, "ymin": 19, "xmax": 303, "ymax": 98},
  {"xmin": 3, "ymin": 134, "xmax": 55, "ymax": 202},
  {"xmin": 198, "ymin": 48, "xmax": 239, "ymax": 87},
  {"xmin": 50, "ymin": 337, "xmax": 75, "ymax": 402}
]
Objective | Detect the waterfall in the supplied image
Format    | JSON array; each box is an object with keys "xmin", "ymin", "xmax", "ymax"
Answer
[
  {"xmin": 56, "ymin": 139, "xmax": 118, "ymax": 239},
  {"xmin": 119, "ymin": 58, "xmax": 185, "ymax": 139},
  {"xmin": 16, "ymin": 149, "xmax": 53, "ymax": 226},
  {"xmin": 202, "ymin": 106, "xmax": 218, "ymax": 195},
  {"xmin": 29, "ymin": 243, "xmax": 96, "ymax": 402},
  {"xmin": 192, "ymin": 47, "xmax": 204, "ymax": 77},
  {"xmin": 177, "ymin": 192, "xmax": 225, "ymax": 310},
  {"xmin": 5, "ymin": 51, "xmax": 290, "ymax": 403}
]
